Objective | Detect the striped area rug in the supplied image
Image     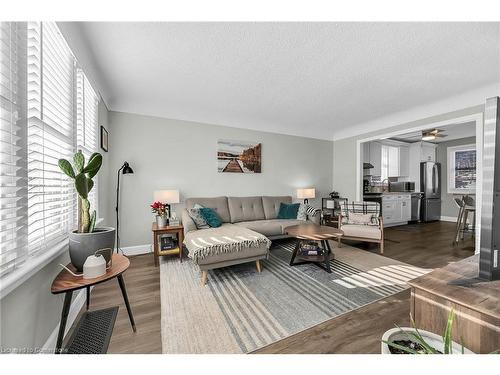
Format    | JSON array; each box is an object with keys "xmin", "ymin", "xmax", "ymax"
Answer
[{"xmin": 160, "ymin": 239, "xmax": 430, "ymax": 353}]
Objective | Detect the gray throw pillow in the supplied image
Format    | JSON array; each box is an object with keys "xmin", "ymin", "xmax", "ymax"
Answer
[
  {"xmin": 188, "ymin": 204, "xmax": 210, "ymax": 229},
  {"xmin": 296, "ymin": 203, "xmax": 307, "ymax": 221}
]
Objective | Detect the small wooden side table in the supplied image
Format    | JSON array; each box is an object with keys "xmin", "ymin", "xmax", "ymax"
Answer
[
  {"xmin": 51, "ymin": 254, "xmax": 136, "ymax": 354},
  {"xmin": 152, "ymin": 223, "xmax": 184, "ymax": 266}
]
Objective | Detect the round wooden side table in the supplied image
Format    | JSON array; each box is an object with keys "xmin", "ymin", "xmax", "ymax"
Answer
[{"xmin": 51, "ymin": 253, "xmax": 136, "ymax": 354}]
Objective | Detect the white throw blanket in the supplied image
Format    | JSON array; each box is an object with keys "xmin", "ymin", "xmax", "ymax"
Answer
[{"xmin": 184, "ymin": 224, "xmax": 271, "ymax": 263}]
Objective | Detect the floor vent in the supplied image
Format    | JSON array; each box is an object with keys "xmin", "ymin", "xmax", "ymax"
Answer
[{"xmin": 65, "ymin": 307, "xmax": 118, "ymax": 354}]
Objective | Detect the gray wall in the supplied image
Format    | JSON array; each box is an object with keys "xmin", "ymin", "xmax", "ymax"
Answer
[
  {"xmin": 107, "ymin": 111, "xmax": 334, "ymax": 248},
  {"xmin": 333, "ymin": 105, "xmax": 484, "ymax": 201},
  {"xmin": 436, "ymin": 136, "xmax": 476, "ymax": 218},
  {"xmin": 0, "ymin": 99, "xmax": 110, "ymax": 352},
  {"xmin": 0, "ymin": 253, "xmax": 70, "ymax": 352}
]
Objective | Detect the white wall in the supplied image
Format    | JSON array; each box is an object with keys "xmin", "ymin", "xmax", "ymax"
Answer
[{"xmin": 107, "ymin": 111, "xmax": 334, "ymax": 248}]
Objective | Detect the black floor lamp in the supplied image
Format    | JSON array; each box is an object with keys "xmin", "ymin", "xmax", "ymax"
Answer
[{"xmin": 116, "ymin": 161, "xmax": 134, "ymax": 253}]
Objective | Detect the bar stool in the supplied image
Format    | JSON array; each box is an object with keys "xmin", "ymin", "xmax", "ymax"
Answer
[
  {"xmin": 453, "ymin": 197, "xmax": 465, "ymax": 245},
  {"xmin": 453, "ymin": 195, "xmax": 475, "ymax": 245},
  {"xmin": 462, "ymin": 195, "xmax": 476, "ymax": 240}
]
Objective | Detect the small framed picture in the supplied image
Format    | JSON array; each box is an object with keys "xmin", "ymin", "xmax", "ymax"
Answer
[{"xmin": 100, "ymin": 126, "xmax": 108, "ymax": 152}]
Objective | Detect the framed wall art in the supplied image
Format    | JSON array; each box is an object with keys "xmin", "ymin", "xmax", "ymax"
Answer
[
  {"xmin": 100, "ymin": 126, "xmax": 109, "ymax": 152},
  {"xmin": 217, "ymin": 139, "xmax": 261, "ymax": 173}
]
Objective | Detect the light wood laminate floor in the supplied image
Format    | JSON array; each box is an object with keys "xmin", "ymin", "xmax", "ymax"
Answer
[{"xmin": 84, "ymin": 221, "xmax": 473, "ymax": 354}]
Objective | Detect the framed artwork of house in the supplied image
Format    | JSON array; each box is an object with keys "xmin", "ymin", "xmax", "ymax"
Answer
[{"xmin": 447, "ymin": 143, "xmax": 476, "ymax": 194}]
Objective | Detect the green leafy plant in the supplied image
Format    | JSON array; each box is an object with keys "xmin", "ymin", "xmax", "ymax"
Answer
[
  {"xmin": 382, "ymin": 309, "xmax": 464, "ymax": 354},
  {"xmin": 58, "ymin": 150, "xmax": 103, "ymax": 233}
]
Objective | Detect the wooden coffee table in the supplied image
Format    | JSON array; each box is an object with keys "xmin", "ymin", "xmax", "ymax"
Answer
[{"xmin": 284, "ymin": 224, "xmax": 343, "ymax": 273}]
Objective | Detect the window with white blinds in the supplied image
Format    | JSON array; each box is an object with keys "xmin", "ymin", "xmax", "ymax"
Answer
[
  {"xmin": 0, "ymin": 23, "xmax": 28, "ymax": 276},
  {"xmin": 27, "ymin": 21, "xmax": 76, "ymax": 255},
  {"xmin": 76, "ymin": 69, "xmax": 99, "ymax": 213},
  {"xmin": 0, "ymin": 21, "xmax": 100, "ymax": 277}
]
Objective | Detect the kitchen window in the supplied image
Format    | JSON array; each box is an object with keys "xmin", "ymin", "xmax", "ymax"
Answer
[
  {"xmin": 0, "ymin": 21, "xmax": 99, "ymax": 280},
  {"xmin": 381, "ymin": 144, "xmax": 400, "ymax": 180}
]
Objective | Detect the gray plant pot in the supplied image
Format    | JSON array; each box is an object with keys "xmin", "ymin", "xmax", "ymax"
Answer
[{"xmin": 68, "ymin": 227, "xmax": 115, "ymax": 272}]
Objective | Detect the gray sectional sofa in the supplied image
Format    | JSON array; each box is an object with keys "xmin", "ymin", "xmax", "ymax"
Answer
[{"xmin": 181, "ymin": 195, "xmax": 320, "ymax": 284}]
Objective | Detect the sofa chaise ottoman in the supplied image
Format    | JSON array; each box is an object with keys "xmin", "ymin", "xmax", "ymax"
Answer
[{"xmin": 182, "ymin": 196, "xmax": 320, "ymax": 284}]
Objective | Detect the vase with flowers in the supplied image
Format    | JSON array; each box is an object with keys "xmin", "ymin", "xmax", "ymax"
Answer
[{"xmin": 151, "ymin": 201, "xmax": 169, "ymax": 227}]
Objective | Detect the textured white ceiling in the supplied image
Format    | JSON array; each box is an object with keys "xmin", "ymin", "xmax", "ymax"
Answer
[{"xmin": 72, "ymin": 22, "xmax": 500, "ymax": 140}]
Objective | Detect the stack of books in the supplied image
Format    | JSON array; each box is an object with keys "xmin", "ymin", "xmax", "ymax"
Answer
[
  {"xmin": 160, "ymin": 235, "xmax": 178, "ymax": 251},
  {"xmin": 299, "ymin": 241, "xmax": 324, "ymax": 256}
]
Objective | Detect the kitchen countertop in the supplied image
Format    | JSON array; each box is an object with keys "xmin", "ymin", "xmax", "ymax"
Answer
[{"xmin": 364, "ymin": 192, "xmax": 415, "ymax": 196}]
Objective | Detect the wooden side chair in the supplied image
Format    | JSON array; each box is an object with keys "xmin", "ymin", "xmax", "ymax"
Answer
[{"xmin": 338, "ymin": 201, "xmax": 384, "ymax": 254}]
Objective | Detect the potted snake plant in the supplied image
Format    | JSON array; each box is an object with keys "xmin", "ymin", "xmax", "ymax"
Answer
[{"xmin": 59, "ymin": 150, "xmax": 115, "ymax": 271}]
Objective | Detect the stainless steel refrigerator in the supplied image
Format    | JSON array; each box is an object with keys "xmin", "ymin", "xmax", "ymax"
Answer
[{"xmin": 420, "ymin": 162, "xmax": 441, "ymax": 222}]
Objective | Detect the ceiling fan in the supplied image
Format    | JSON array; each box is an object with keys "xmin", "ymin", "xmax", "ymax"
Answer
[{"xmin": 421, "ymin": 129, "xmax": 447, "ymax": 141}]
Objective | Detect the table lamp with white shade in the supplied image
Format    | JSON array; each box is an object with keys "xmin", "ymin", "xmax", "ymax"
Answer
[
  {"xmin": 297, "ymin": 188, "xmax": 315, "ymax": 204},
  {"xmin": 154, "ymin": 189, "xmax": 180, "ymax": 224}
]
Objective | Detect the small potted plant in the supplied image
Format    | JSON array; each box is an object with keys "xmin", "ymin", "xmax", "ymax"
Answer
[
  {"xmin": 381, "ymin": 309, "xmax": 474, "ymax": 354},
  {"xmin": 151, "ymin": 201, "xmax": 168, "ymax": 227},
  {"xmin": 59, "ymin": 150, "xmax": 115, "ymax": 271},
  {"xmin": 329, "ymin": 191, "xmax": 340, "ymax": 199}
]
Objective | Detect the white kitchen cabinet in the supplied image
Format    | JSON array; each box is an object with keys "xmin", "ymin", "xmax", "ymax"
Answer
[
  {"xmin": 421, "ymin": 143, "xmax": 436, "ymax": 162},
  {"xmin": 369, "ymin": 141, "xmax": 382, "ymax": 176},
  {"xmin": 382, "ymin": 194, "xmax": 411, "ymax": 226},
  {"xmin": 382, "ymin": 196, "xmax": 402, "ymax": 224},
  {"xmin": 401, "ymin": 195, "xmax": 411, "ymax": 221},
  {"xmin": 408, "ymin": 141, "xmax": 437, "ymax": 189}
]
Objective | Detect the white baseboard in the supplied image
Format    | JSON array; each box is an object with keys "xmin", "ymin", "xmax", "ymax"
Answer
[
  {"xmin": 42, "ymin": 288, "xmax": 87, "ymax": 353},
  {"xmin": 440, "ymin": 216, "xmax": 458, "ymax": 222},
  {"xmin": 119, "ymin": 244, "xmax": 152, "ymax": 256}
]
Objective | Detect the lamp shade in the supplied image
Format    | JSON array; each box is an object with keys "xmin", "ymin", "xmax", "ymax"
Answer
[
  {"xmin": 297, "ymin": 188, "xmax": 315, "ymax": 199},
  {"xmin": 122, "ymin": 161, "xmax": 134, "ymax": 174},
  {"xmin": 154, "ymin": 190, "xmax": 180, "ymax": 204}
]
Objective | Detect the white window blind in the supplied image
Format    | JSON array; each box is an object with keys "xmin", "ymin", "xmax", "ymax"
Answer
[
  {"xmin": 0, "ymin": 22, "xmax": 28, "ymax": 276},
  {"xmin": 76, "ymin": 69, "xmax": 99, "ymax": 214},
  {"xmin": 0, "ymin": 22, "xmax": 100, "ymax": 278},
  {"xmin": 27, "ymin": 22, "xmax": 76, "ymax": 255},
  {"xmin": 381, "ymin": 144, "xmax": 399, "ymax": 180},
  {"xmin": 381, "ymin": 145, "xmax": 389, "ymax": 180}
]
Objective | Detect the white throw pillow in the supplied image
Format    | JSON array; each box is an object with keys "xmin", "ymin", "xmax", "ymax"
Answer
[
  {"xmin": 346, "ymin": 212, "xmax": 374, "ymax": 225},
  {"xmin": 188, "ymin": 204, "xmax": 210, "ymax": 229},
  {"xmin": 296, "ymin": 203, "xmax": 307, "ymax": 221}
]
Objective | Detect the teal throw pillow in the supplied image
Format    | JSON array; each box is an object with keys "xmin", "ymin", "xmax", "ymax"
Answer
[
  {"xmin": 199, "ymin": 207, "xmax": 222, "ymax": 228},
  {"xmin": 277, "ymin": 203, "xmax": 300, "ymax": 219}
]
